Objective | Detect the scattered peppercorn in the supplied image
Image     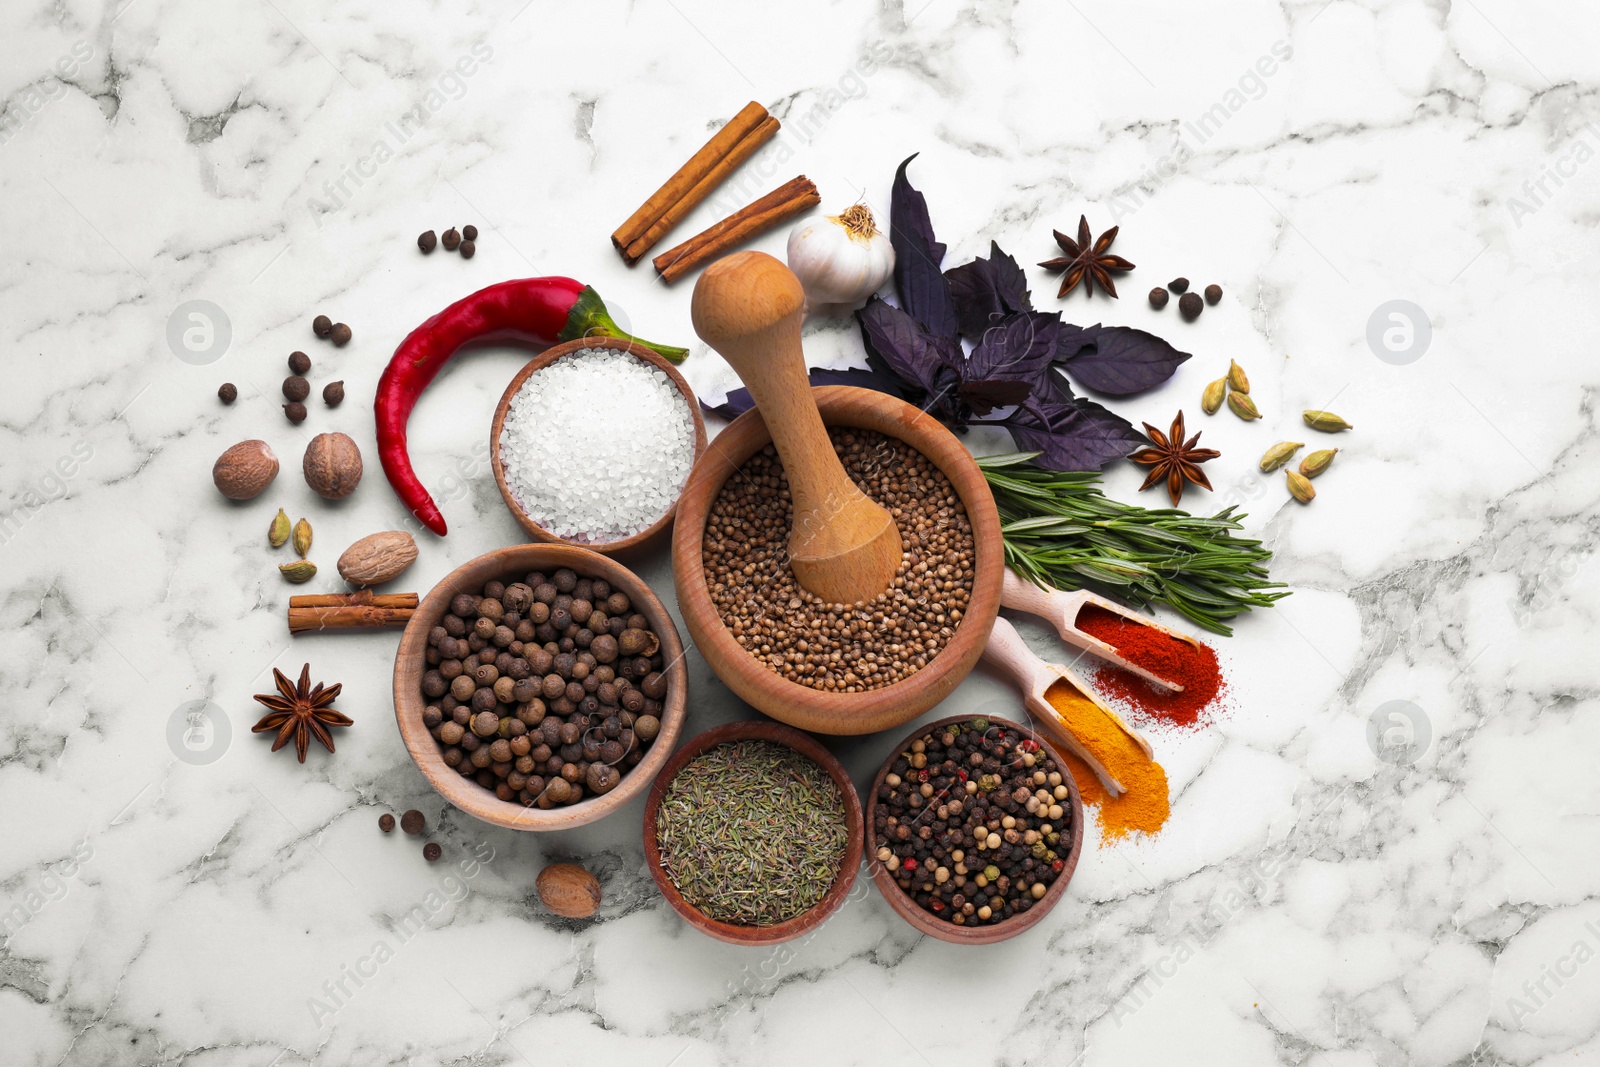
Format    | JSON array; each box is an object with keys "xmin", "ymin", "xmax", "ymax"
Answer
[
  {"xmin": 462, "ymin": 224, "xmax": 478, "ymax": 242},
  {"xmin": 400, "ymin": 809, "xmax": 425, "ymax": 835},
  {"xmin": 1204, "ymin": 283, "xmax": 1223, "ymax": 305},
  {"xmin": 378, "ymin": 813, "xmax": 395, "ymax": 833},
  {"xmin": 442, "ymin": 228, "xmax": 461, "ymax": 251},
  {"xmin": 423, "ymin": 842, "xmax": 442, "ymax": 862},
  {"xmin": 418, "ymin": 230, "xmax": 438, "ymax": 254},
  {"xmin": 459, "ymin": 239, "xmax": 475, "ymax": 259},
  {"xmin": 284, "ymin": 401, "xmax": 307, "ymax": 424},
  {"xmin": 1169, "ymin": 277, "xmax": 1190, "ymax": 294},
  {"xmin": 1178, "ymin": 292, "xmax": 1203, "ymax": 321},
  {"xmin": 329, "ymin": 323, "xmax": 352, "ymax": 347},
  {"xmin": 323, "ymin": 380, "xmax": 345, "ymax": 407},
  {"xmin": 1148, "ymin": 287, "xmax": 1168, "ymax": 310},
  {"xmin": 218, "ymin": 383, "xmax": 237, "ymax": 404},
  {"xmin": 283, "ymin": 376, "xmax": 310, "ymax": 402},
  {"xmin": 289, "ymin": 351, "xmax": 311, "ymax": 375},
  {"xmin": 312, "ymin": 314, "xmax": 333, "ymax": 339}
]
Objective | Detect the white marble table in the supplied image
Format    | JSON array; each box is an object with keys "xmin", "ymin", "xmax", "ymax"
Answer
[{"xmin": 4, "ymin": 0, "xmax": 1599, "ymax": 1063}]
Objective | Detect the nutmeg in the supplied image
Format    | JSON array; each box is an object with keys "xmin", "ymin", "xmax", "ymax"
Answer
[
  {"xmin": 212, "ymin": 440, "xmax": 279, "ymax": 500},
  {"xmin": 535, "ymin": 862, "xmax": 601, "ymax": 919},
  {"xmin": 337, "ymin": 531, "xmax": 418, "ymax": 587},
  {"xmin": 303, "ymin": 432, "xmax": 363, "ymax": 500}
]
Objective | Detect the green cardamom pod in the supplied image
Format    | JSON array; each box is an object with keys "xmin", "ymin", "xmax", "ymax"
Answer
[
  {"xmin": 1303, "ymin": 409, "xmax": 1353, "ymax": 432},
  {"xmin": 1227, "ymin": 391, "xmax": 1262, "ymax": 421},
  {"xmin": 1259, "ymin": 441, "xmax": 1304, "ymax": 473},
  {"xmin": 292, "ymin": 517, "xmax": 313, "ymax": 558},
  {"xmin": 1286, "ymin": 470, "xmax": 1315, "ymax": 504},
  {"xmin": 1227, "ymin": 359, "xmax": 1250, "ymax": 394},
  {"xmin": 1202, "ymin": 377, "xmax": 1227, "ymax": 415},
  {"xmin": 268, "ymin": 508, "xmax": 290, "ymax": 548},
  {"xmin": 279, "ymin": 560, "xmax": 318, "ymax": 583},
  {"xmin": 1299, "ymin": 448, "xmax": 1339, "ymax": 478}
]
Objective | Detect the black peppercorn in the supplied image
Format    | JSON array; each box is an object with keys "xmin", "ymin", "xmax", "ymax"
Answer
[
  {"xmin": 1178, "ymin": 292, "xmax": 1203, "ymax": 320},
  {"xmin": 330, "ymin": 322, "xmax": 352, "ymax": 346},
  {"xmin": 323, "ymin": 380, "xmax": 344, "ymax": 407},
  {"xmin": 1148, "ymin": 287, "xmax": 1169, "ymax": 309},
  {"xmin": 418, "ymin": 230, "xmax": 437, "ymax": 253},
  {"xmin": 312, "ymin": 314, "xmax": 332, "ymax": 338},
  {"xmin": 400, "ymin": 809, "xmax": 425, "ymax": 835},
  {"xmin": 442, "ymin": 227, "xmax": 461, "ymax": 251},
  {"xmin": 378, "ymin": 813, "xmax": 395, "ymax": 833},
  {"xmin": 283, "ymin": 401, "xmax": 307, "ymax": 423},
  {"xmin": 283, "ymin": 375, "xmax": 310, "ymax": 402},
  {"xmin": 218, "ymin": 382, "xmax": 237, "ymax": 404},
  {"xmin": 1204, "ymin": 283, "xmax": 1223, "ymax": 305}
]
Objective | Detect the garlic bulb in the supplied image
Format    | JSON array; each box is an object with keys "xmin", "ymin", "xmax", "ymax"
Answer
[{"xmin": 786, "ymin": 204, "xmax": 895, "ymax": 307}]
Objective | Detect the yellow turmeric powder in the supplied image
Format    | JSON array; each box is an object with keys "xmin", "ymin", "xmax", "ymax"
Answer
[{"xmin": 1044, "ymin": 679, "xmax": 1170, "ymax": 845}]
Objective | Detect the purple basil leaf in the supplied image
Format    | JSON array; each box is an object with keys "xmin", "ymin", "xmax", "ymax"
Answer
[
  {"xmin": 889, "ymin": 154, "xmax": 959, "ymax": 338},
  {"xmin": 958, "ymin": 378, "xmax": 1033, "ymax": 416},
  {"xmin": 1003, "ymin": 394, "xmax": 1141, "ymax": 472},
  {"xmin": 856, "ymin": 296, "xmax": 963, "ymax": 397},
  {"xmin": 966, "ymin": 311, "xmax": 1061, "ymax": 385},
  {"xmin": 1053, "ymin": 321, "xmax": 1099, "ymax": 363},
  {"xmin": 946, "ymin": 241, "xmax": 1033, "ymax": 340},
  {"xmin": 1055, "ymin": 324, "xmax": 1193, "ymax": 397},
  {"xmin": 701, "ymin": 367, "xmax": 911, "ymax": 421}
]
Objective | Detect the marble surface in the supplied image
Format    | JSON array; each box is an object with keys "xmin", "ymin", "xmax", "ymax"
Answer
[{"xmin": 4, "ymin": 0, "xmax": 1600, "ymax": 1063}]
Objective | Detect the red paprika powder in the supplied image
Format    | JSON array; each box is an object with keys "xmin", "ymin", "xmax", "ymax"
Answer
[{"xmin": 1075, "ymin": 605, "xmax": 1225, "ymax": 727}]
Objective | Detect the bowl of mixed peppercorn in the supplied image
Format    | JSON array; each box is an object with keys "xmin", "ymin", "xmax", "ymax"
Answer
[{"xmin": 866, "ymin": 714, "xmax": 1083, "ymax": 943}]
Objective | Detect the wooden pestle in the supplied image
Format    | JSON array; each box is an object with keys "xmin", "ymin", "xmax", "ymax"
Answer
[{"xmin": 691, "ymin": 251, "xmax": 903, "ymax": 605}]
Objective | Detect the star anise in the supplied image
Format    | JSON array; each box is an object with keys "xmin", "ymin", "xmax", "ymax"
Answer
[
  {"xmin": 1129, "ymin": 411, "xmax": 1220, "ymax": 507},
  {"xmin": 1039, "ymin": 215, "xmax": 1135, "ymax": 299},
  {"xmin": 252, "ymin": 663, "xmax": 351, "ymax": 763}
]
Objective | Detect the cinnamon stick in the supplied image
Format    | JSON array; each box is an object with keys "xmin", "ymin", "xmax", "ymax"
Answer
[
  {"xmin": 612, "ymin": 101, "xmax": 776, "ymax": 264},
  {"xmin": 652, "ymin": 176, "xmax": 820, "ymax": 285},
  {"xmin": 623, "ymin": 115, "xmax": 780, "ymax": 264},
  {"xmin": 287, "ymin": 591, "xmax": 418, "ymax": 633}
]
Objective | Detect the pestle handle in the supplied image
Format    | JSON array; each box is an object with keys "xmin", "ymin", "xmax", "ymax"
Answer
[{"xmin": 691, "ymin": 252, "xmax": 901, "ymax": 604}]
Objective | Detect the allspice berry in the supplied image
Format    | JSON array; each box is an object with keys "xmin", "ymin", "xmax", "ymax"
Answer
[
  {"xmin": 218, "ymin": 382, "xmax": 237, "ymax": 404},
  {"xmin": 378, "ymin": 813, "xmax": 395, "ymax": 833},
  {"xmin": 1148, "ymin": 287, "xmax": 1168, "ymax": 310},
  {"xmin": 400, "ymin": 809, "xmax": 425, "ymax": 835},
  {"xmin": 459, "ymin": 239, "xmax": 475, "ymax": 259},
  {"xmin": 441, "ymin": 228, "xmax": 461, "ymax": 251},
  {"xmin": 1178, "ymin": 292, "xmax": 1203, "ymax": 321},
  {"xmin": 462, "ymin": 224, "xmax": 478, "ymax": 241},
  {"xmin": 288, "ymin": 350, "xmax": 312, "ymax": 375},
  {"xmin": 536, "ymin": 863, "xmax": 601, "ymax": 919},
  {"xmin": 303, "ymin": 432, "xmax": 363, "ymax": 500},
  {"xmin": 1204, "ymin": 283, "xmax": 1223, "ymax": 305},
  {"xmin": 284, "ymin": 401, "xmax": 307, "ymax": 424},
  {"xmin": 329, "ymin": 322, "xmax": 352, "ymax": 347},
  {"xmin": 1169, "ymin": 277, "xmax": 1190, "ymax": 294},
  {"xmin": 418, "ymin": 230, "xmax": 437, "ymax": 254},
  {"xmin": 212, "ymin": 439, "xmax": 279, "ymax": 500},
  {"xmin": 283, "ymin": 375, "xmax": 310, "ymax": 402},
  {"xmin": 322, "ymin": 380, "xmax": 345, "ymax": 407},
  {"xmin": 312, "ymin": 314, "xmax": 333, "ymax": 339},
  {"xmin": 423, "ymin": 842, "xmax": 442, "ymax": 862}
]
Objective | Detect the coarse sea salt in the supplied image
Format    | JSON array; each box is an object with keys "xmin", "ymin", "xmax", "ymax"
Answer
[{"xmin": 499, "ymin": 350, "xmax": 696, "ymax": 543}]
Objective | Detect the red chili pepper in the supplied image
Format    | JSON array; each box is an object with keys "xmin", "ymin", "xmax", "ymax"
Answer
[{"xmin": 375, "ymin": 278, "xmax": 687, "ymax": 535}]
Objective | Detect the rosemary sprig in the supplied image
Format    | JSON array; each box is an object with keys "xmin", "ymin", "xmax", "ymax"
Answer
[{"xmin": 978, "ymin": 452, "xmax": 1289, "ymax": 635}]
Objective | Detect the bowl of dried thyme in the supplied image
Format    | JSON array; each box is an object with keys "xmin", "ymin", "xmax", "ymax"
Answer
[{"xmin": 642, "ymin": 719, "xmax": 864, "ymax": 945}]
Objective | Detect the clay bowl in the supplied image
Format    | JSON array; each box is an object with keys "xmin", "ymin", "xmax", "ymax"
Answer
[
  {"xmin": 490, "ymin": 336, "xmax": 707, "ymax": 556},
  {"xmin": 394, "ymin": 544, "xmax": 688, "ymax": 831},
  {"xmin": 866, "ymin": 714, "xmax": 1084, "ymax": 945},
  {"xmin": 671, "ymin": 386, "xmax": 1004, "ymax": 736},
  {"xmin": 642, "ymin": 719, "xmax": 864, "ymax": 945}
]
